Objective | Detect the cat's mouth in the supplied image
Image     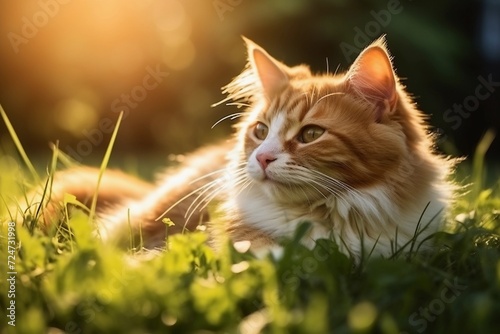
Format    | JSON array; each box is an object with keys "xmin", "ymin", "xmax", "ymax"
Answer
[
  {"xmin": 254, "ymin": 170, "xmax": 275, "ymax": 183},
  {"xmin": 252, "ymin": 172, "xmax": 329, "ymax": 203},
  {"xmin": 248, "ymin": 163, "xmax": 299, "ymax": 185},
  {"xmin": 254, "ymin": 169, "xmax": 297, "ymax": 188},
  {"xmin": 248, "ymin": 168, "xmax": 282, "ymax": 185}
]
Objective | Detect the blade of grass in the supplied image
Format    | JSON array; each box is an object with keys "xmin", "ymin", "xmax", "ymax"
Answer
[
  {"xmin": 88, "ymin": 111, "xmax": 124, "ymax": 226},
  {"xmin": 29, "ymin": 177, "xmax": 51, "ymax": 233},
  {"xmin": 138, "ymin": 216, "xmax": 144, "ymax": 250},
  {"xmin": 31, "ymin": 141, "xmax": 60, "ymax": 231},
  {"xmin": 63, "ymin": 195, "xmax": 75, "ymax": 253},
  {"xmin": 45, "ymin": 141, "xmax": 60, "ymax": 209},
  {"xmin": 0, "ymin": 104, "xmax": 40, "ymax": 183},
  {"xmin": 470, "ymin": 129, "xmax": 496, "ymax": 208},
  {"xmin": 407, "ymin": 202, "xmax": 431, "ymax": 256},
  {"xmin": 127, "ymin": 208, "xmax": 134, "ymax": 250},
  {"xmin": 49, "ymin": 142, "xmax": 81, "ymax": 168}
]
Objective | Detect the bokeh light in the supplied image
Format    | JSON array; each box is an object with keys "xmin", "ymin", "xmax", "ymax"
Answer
[{"xmin": 0, "ymin": 0, "xmax": 497, "ymax": 166}]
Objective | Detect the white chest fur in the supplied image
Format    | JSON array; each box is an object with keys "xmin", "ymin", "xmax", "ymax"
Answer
[{"xmin": 229, "ymin": 179, "xmax": 450, "ymax": 260}]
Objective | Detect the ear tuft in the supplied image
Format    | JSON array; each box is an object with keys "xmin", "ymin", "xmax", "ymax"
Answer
[
  {"xmin": 347, "ymin": 37, "xmax": 398, "ymax": 121},
  {"xmin": 243, "ymin": 37, "xmax": 289, "ymax": 98}
]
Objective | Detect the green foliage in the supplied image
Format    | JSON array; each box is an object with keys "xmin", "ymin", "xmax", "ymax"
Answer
[
  {"xmin": 0, "ymin": 109, "xmax": 499, "ymax": 333},
  {"xmin": 1, "ymin": 167, "xmax": 499, "ymax": 334}
]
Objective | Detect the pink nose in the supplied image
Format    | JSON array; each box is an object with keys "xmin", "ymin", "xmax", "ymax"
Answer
[{"xmin": 256, "ymin": 152, "xmax": 277, "ymax": 170}]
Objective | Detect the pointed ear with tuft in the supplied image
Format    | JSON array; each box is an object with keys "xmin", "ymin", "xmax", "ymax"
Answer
[
  {"xmin": 346, "ymin": 37, "xmax": 398, "ymax": 121},
  {"xmin": 243, "ymin": 37, "xmax": 289, "ymax": 98}
]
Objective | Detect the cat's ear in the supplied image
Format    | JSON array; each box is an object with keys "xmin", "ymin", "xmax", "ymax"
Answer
[
  {"xmin": 346, "ymin": 37, "xmax": 398, "ymax": 121},
  {"xmin": 243, "ymin": 37, "xmax": 289, "ymax": 97}
]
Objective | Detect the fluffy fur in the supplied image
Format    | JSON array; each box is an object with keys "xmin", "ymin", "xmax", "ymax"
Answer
[
  {"xmin": 215, "ymin": 37, "xmax": 455, "ymax": 259},
  {"xmin": 14, "ymin": 37, "xmax": 456, "ymax": 260}
]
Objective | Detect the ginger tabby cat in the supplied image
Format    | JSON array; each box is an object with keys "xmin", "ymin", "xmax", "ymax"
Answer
[{"xmin": 13, "ymin": 37, "xmax": 456, "ymax": 260}]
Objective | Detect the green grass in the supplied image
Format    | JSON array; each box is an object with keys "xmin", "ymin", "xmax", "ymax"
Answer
[{"xmin": 1, "ymin": 113, "xmax": 499, "ymax": 333}]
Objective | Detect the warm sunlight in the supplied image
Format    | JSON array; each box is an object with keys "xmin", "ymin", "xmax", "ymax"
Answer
[
  {"xmin": 0, "ymin": 1, "xmax": 499, "ymax": 333},
  {"xmin": 2, "ymin": 0, "xmax": 198, "ymax": 143},
  {"xmin": 0, "ymin": 0, "xmax": 496, "ymax": 161}
]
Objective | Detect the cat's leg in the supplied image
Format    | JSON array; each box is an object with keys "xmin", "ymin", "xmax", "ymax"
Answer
[
  {"xmin": 8, "ymin": 166, "xmax": 154, "ymax": 230},
  {"xmin": 213, "ymin": 219, "xmax": 284, "ymax": 258},
  {"xmin": 99, "ymin": 142, "xmax": 233, "ymax": 249}
]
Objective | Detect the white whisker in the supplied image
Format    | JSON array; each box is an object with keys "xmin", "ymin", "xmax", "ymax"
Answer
[
  {"xmin": 285, "ymin": 165, "xmax": 366, "ymax": 214},
  {"xmin": 306, "ymin": 169, "xmax": 383, "ymax": 219},
  {"xmin": 211, "ymin": 113, "xmax": 244, "ymax": 129},
  {"xmin": 314, "ymin": 92, "xmax": 345, "ymax": 108},
  {"xmin": 225, "ymin": 102, "xmax": 251, "ymax": 108},
  {"xmin": 184, "ymin": 167, "xmax": 249, "ymax": 224},
  {"xmin": 187, "ymin": 162, "xmax": 246, "ymax": 185},
  {"xmin": 232, "ymin": 174, "xmax": 253, "ymax": 198},
  {"xmin": 184, "ymin": 179, "xmax": 223, "ymax": 220},
  {"xmin": 333, "ymin": 63, "xmax": 341, "ymax": 76},
  {"xmin": 155, "ymin": 178, "xmax": 218, "ymax": 221},
  {"xmin": 286, "ymin": 169, "xmax": 328, "ymax": 200}
]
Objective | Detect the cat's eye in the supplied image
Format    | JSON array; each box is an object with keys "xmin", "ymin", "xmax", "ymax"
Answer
[
  {"xmin": 298, "ymin": 125, "xmax": 325, "ymax": 143},
  {"xmin": 253, "ymin": 122, "xmax": 269, "ymax": 140}
]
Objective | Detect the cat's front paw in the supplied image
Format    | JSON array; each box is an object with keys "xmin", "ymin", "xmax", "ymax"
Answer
[
  {"xmin": 232, "ymin": 239, "xmax": 284, "ymax": 260},
  {"xmin": 251, "ymin": 244, "xmax": 284, "ymax": 260}
]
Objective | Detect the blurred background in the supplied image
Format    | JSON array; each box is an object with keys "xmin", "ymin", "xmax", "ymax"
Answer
[{"xmin": 0, "ymin": 0, "xmax": 498, "ymax": 178}]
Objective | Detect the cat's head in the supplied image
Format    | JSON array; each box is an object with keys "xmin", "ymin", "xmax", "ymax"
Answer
[{"xmin": 224, "ymin": 37, "xmax": 429, "ymax": 203}]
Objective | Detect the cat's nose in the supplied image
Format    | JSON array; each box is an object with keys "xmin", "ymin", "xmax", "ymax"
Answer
[{"xmin": 256, "ymin": 152, "xmax": 277, "ymax": 170}]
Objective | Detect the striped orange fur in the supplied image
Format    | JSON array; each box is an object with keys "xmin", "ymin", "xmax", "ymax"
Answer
[{"xmin": 218, "ymin": 36, "xmax": 456, "ymax": 258}]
